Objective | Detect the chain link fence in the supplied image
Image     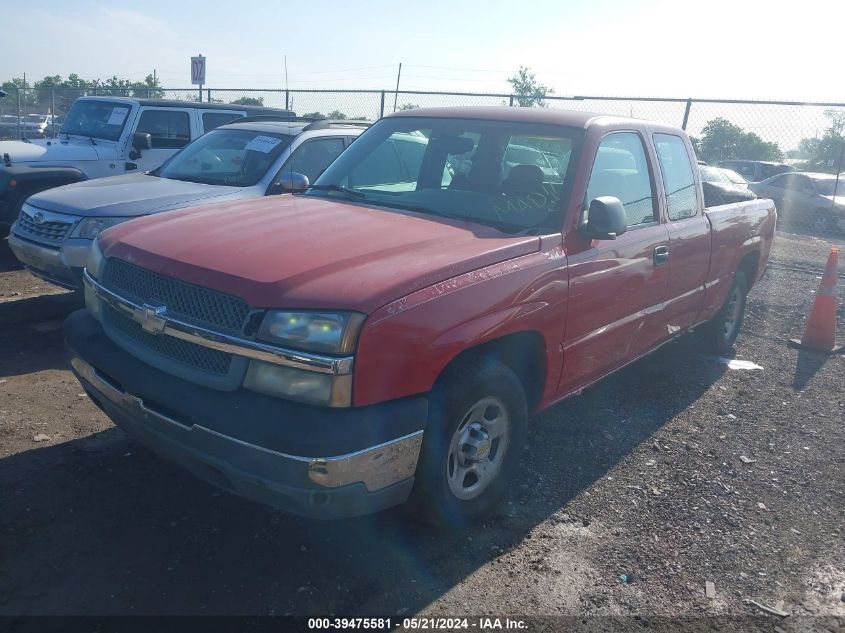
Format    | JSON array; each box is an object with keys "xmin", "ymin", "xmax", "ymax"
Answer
[{"xmin": 1, "ymin": 86, "xmax": 843, "ymax": 239}]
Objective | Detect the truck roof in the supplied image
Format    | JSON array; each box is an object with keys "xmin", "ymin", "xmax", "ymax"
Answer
[
  {"xmin": 75, "ymin": 95, "xmax": 293, "ymax": 115},
  {"xmin": 387, "ymin": 105, "xmax": 627, "ymax": 129}
]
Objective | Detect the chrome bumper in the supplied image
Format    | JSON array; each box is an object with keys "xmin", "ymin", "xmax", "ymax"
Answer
[{"xmin": 70, "ymin": 355, "xmax": 423, "ymax": 493}]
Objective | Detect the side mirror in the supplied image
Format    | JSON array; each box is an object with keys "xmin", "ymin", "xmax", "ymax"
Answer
[
  {"xmin": 129, "ymin": 132, "xmax": 152, "ymax": 160},
  {"xmin": 132, "ymin": 132, "xmax": 152, "ymax": 151},
  {"xmin": 269, "ymin": 171, "xmax": 309, "ymax": 195},
  {"xmin": 580, "ymin": 196, "xmax": 628, "ymax": 240}
]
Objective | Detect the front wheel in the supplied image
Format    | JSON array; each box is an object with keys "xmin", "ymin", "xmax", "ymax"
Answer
[
  {"xmin": 411, "ymin": 356, "xmax": 527, "ymax": 528},
  {"xmin": 698, "ymin": 269, "xmax": 749, "ymax": 355}
]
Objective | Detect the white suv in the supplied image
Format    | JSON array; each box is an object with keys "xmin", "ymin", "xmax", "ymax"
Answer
[
  {"xmin": 0, "ymin": 96, "xmax": 293, "ymax": 234},
  {"xmin": 9, "ymin": 118, "xmax": 368, "ymax": 290}
]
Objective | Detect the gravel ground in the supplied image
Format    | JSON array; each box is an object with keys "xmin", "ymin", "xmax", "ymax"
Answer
[{"xmin": 0, "ymin": 230, "xmax": 843, "ymax": 631}]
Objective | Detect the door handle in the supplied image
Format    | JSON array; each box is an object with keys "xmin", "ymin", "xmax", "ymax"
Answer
[
  {"xmin": 653, "ymin": 245, "xmax": 670, "ymax": 266},
  {"xmin": 125, "ymin": 162, "xmax": 138, "ymax": 171}
]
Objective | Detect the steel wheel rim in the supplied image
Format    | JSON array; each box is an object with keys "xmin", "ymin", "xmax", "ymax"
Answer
[
  {"xmin": 446, "ymin": 396, "xmax": 510, "ymax": 501},
  {"xmin": 723, "ymin": 286, "xmax": 742, "ymax": 340}
]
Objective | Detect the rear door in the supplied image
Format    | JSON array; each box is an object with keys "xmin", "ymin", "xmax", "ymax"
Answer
[
  {"xmin": 559, "ymin": 131, "xmax": 670, "ymax": 394},
  {"xmin": 653, "ymin": 133, "xmax": 710, "ymax": 332}
]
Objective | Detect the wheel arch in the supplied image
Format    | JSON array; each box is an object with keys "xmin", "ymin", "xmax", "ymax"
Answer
[{"xmin": 433, "ymin": 330, "xmax": 548, "ymax": 413}]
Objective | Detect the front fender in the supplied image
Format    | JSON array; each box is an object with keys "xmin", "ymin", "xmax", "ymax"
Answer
[
  {"xmin": 352, "ymin": 247, "xmax": 569, "ymax": 407},
  {"xmin": 0, "ymin": 164, "xmax": 88, "ymax": 200}
]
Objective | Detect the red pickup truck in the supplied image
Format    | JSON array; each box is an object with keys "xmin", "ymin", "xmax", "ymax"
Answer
[{"xmin": 65, "ymin": 107, "xmax": 776, "ymax": 524}]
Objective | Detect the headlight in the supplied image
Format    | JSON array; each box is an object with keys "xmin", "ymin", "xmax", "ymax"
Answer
[
  {"xmin": 244, "ymin": 361, "xmax": 353, "ymax": 407},
  {"xmin": 86, "ymin": 238, "xmax": 105, "ymax": 280},
  {"xmin": 72, "ymin": 217, "xmax": 128, "ymax": 239},
  {"xmin": 257, "ymin": 311, "xmax": 365, "ymax": 355}
]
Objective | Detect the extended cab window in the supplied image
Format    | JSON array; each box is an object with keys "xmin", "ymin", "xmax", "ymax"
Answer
[
  {"xmin": 654, "ymin": 133, "xmax": 698, "ymax": 219},
  {"xmin": 137, "ymin": 110, "xmax": 191, "ymax": 149},
  {"xmin": 283, "ymin": 137, "xmax": 346, "ymax": 183},
  {"xmin": 586, "ymin": 133, "xmax": 656, "ymax": 228},
  {"xmin": 308, "ymin": 117, "xmax": 579, "ymax": 233}
]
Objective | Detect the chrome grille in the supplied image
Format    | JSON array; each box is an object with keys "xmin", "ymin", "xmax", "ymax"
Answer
[
  {"xmin": 104, "ymin": 306, "xmax": 232, "ymax": 375},
  {"xmin": 16, "ymin": 207, "xmax": 73, "ymax": 243},
  {"xmin": 103, "ymin": 259, "xmax": 250, "ymax": 333}
]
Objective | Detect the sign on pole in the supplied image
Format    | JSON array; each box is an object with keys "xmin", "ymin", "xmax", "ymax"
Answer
[{"xmin": 191, "ymin": 55, "xmax": 206, "ymax": 86}]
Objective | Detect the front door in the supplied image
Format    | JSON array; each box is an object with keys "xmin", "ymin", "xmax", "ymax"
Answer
[
  {"xmin": 131, "ymin": 107, "xmax": 194, "ymax": 173},
  {"xmin": 559, "ymin": 131, "xmax": 670, "ymax": 395}
]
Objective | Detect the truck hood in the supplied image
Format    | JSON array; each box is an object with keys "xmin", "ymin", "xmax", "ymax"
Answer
[
  {"xmin": 29, "ymin": 173, "xmax": 240, "ymax": 217},
  {"xmin": 101, "ymin": 195, "xmax": 541, "ymax": 313},
  {"xmin": 0, "ymin": 138, "xmax": 100, "ymax": 163}
]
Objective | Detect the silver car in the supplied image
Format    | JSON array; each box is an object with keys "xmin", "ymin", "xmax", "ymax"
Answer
[{"xmin": 8, "ymin": 118, "xmax": 368, "ymax": 290}]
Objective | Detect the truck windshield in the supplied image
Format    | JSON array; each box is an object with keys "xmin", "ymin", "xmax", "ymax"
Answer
[
  {"xmin": 60, "ymin": 100, "xmax": 131, "ymax": 142},
  {"xmin": 153, "ymin": 128, "xmax": 294, "ymax": 187},
  {"xmin": 307, "ymin": 116, "xmax": 581, "ymax": 232}
]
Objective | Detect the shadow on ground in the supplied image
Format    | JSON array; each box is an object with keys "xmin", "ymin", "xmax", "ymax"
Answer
[{"xmin": 0, "ymin": 336, "xmax": 725, "ymax": 616}]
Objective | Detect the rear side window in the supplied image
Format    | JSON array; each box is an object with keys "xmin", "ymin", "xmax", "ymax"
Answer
[
  {"xmin": 137, "ymin": 110, "xmax": 191, "ymax": 149},
  {"xmin": 655, "ymin": 134, "xmax": 698, "ymax": 219},
  {"xmin": 202, "ymin": 112, "xmax": 243, "ymax": 132},
  {"xmin": 586, "ymin": 132, "xmax": 656, "ymax": 228}
]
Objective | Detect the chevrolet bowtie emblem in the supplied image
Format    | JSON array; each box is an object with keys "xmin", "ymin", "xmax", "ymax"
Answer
[{"xmin": 137, "ymin": 304, "xmax": 167, "ymax": 335}]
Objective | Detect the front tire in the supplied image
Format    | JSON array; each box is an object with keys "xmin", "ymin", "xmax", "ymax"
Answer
[
  {"xmin": 699, "ymin": 269, "xmax": 749, "ymax": 355},
  {"xmin": 411, "ymin": 356, "xmax": 527, "ymax": 528}
]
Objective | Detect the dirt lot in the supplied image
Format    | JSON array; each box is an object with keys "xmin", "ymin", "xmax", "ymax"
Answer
[{"xmin": 0, "ymin": 230, "xmax": 843, "ymax": 630}]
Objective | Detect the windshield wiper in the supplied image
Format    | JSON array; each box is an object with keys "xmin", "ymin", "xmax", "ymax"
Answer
[{"xmin": 307, "ymin": 184, "xmax": 366, "ymax": 200}]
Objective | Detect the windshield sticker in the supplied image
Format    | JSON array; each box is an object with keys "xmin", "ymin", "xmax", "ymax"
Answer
[
  {"xmin": 245, "ymin": 135, "xmax": 282, "ymax": 153},
  {"xmin": 107, "ymin": 107, "xmax": 129, "ymax": 126}
]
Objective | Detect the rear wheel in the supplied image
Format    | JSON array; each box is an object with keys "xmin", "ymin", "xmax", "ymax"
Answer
[
  {"xmin": 411, "ymin": 356, "xmax": 527, "ymax": 528},
  {"xmin": 698, "ymin": 269, "xmax": 749, "ymax": 354}
]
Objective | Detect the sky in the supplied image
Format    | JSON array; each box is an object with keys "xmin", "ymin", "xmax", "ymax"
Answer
[{"xmin": 2, "ymin": 0, "xmax": 844, "ymax": 101}]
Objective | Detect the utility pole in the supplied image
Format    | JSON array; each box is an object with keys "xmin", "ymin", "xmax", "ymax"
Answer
[
  {"xmin": 284, "ymin": 55, "xmax": 289, "ymax": 111},
  {"xmin": 393, "ymin": 62, "xmax": 402, "ymax": 113},
  {"xmin": 832, "ymin": 142, "xmax": 844, "ymax": 213}
]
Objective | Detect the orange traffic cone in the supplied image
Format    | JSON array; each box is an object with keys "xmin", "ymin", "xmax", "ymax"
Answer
[{"xmin": 789, "ymin": 248, "xmax": 842, "ymax": 353}]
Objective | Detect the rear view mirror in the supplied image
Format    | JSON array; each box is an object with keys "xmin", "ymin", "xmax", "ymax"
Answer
[
  {"xmin": 428, "ymin": 135, "xmax": 475, "ymax": 155},
  {"xmin": 269, "ymin": 171, "xmax": 309, "ymax": 195},
  {"xmin": 580, "ymin": 196, "xmax": 628, "ymax": 240}
]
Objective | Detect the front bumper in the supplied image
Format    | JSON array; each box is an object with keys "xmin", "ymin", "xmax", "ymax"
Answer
[
  {"xmin": 64, "ymin": 309, "xmax": 427, "ymax": 519},
  {"xmin": 7, "ymin": 231, "xmax": 91, "ymax": 290}
]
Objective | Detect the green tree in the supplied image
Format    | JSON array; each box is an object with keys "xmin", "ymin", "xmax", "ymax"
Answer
[
  {"xmin": 302, "ymin": 111, "xmax": 327, "ymax": 120},
  {"xmin": 696, "ymin": 118, "xmax": 783, "ymax": 163},
  {"xmin": 397, "ymin": 103, "xmax": 419, "ymax": 111},
  {"xmin": 789, "ymin": 109, "xmax": 845, "ymax": 173},
  {"xmin": 507, "ymin": 66, "xmax": 553, "ymax": 108},
  {"xmin": 230, "ymin": 96, "xmax": 264, "ymax": 106},
  {"xmin": 327, "ymin": 109, "xmax": 347, "ymax": 120}
]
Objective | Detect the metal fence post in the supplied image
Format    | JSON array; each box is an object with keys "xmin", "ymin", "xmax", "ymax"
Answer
[
  {"xmin": 207, "ymin": 88, "xmax": 211, "ymax": 102},
  {"xmin": 681, "ymin": 98, "xmax": 692, "ymax": 130},
  {"xmin": 379, "ymin": 90, "xmax": 385, "ymax": 119},
  {"xmin": 16, "ymin": 89, "xmax": 21, "ymax": 140},
  {"xmin": 285, "ymin": 89, "xmax": 289, "ymax": 112},
  {"xmin": 509, "ymin": 95, "xmax": 514, "ymax": 107},
  {"xmin": 51, "ymin": 88, "xmax": 56, "ymax": 137}
]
